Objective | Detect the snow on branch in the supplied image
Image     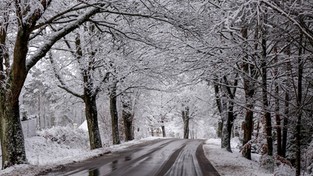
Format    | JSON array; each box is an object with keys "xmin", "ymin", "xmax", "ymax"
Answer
[
  {"xmin": 26, "ymin": 6, "xmax": 101, "ymax": 71},
  {"xmin": 261, "ymin": 0, "xmax": 313, "ymax": 42},
  {"xmin": 49, "ymin": 52, "xmax": 83, "ymax": 99}
]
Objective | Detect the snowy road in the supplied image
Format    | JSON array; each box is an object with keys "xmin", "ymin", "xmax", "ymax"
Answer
[{"xmin": 46, "ymin": 139, "xmax": 220, "ymax": 176}]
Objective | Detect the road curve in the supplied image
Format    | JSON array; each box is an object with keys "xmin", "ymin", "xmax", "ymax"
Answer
[{"xmin": 45, "ymin": 139, "xmax": 220, "ymax": 176}]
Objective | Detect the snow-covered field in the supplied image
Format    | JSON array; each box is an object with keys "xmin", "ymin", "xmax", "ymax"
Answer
[{"xmin": 0, "ymin": 127, "xmax": 295, "ymax": 176}]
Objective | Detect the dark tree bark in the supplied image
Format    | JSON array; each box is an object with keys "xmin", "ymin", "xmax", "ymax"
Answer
[
  {"xmin": 76, "ymin": 32, "xmax": 102, "ymax": 150},
  {"xmin": 274, "ymin": 46, "xmax": 282, "ymax": 156},
  {"xmin": 213, "ymin": 78, "xmax": 223, "ymax": 138},
  {"xmin": 222, "ymin": 101, "xmax": 235, "ymax": 152},
  {"xmin": 282, "ymin": 58, "xmax": 291, "ymax": 157},
  {"xmin": 110, "ymin": 82, "xmax": 120, "ymax": 145},
  {"xmin": 275, "ymin": 85, "xmax": 282, "ymax": 156},
  {"xmin": 220, "ymin": 75, "xmax": 238, "ymax": 153},
  {"xmin": 161, "ymin": 122, "xmax": 166, "ymax": 137},
  {"xmin": 241, "ymin": 27, "xmax": 258, "ymax": 160},
  {"xmin": 261, "ymin": 21, "xmax": 273, "ymax": 156},
  {"xmin": 295, "ymin": 33, "xmax": 303, "ymax": 176},
  {"xmin": 181, "ymin": 106, "xmax": 189, "ymax": 139},
  {"xmin": 122, "ymin": 114, "xmax": 134, "ymax": 141},
  {"xmin": 121, "ymin": 94, "xmax": 134, "ymax": 141},
  {"xmin": 84, "ymin": 94, "xmax": 102, "ymax": 149},
  {"xmin": 0, "ymin": 8, "xmax": 31, "ymax": 167}
]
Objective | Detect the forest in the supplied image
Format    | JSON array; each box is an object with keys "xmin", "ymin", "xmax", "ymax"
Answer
[{"xmin": 0, "ymin": 0, "xmax": 313, "ymax": 176}]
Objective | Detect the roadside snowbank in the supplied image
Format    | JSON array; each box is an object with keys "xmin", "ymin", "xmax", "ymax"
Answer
[
  {"xmin": 0, "ymin": 127, "xmax": 160, "ymax": 176},
  {"xmin": 204, "ymin": 138, "xmax": 272, "ymax": 176},
  {"xmin": 204, "ymin": 138, "xmax": 297, "ymax": 176}
]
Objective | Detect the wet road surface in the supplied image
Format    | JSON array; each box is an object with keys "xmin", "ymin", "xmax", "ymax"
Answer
[{"xmin": 45, "ymin": 139, "xmax": 220, "ymax": 176}]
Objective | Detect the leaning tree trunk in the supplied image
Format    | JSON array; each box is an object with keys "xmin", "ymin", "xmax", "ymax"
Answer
[
  {"xmin": 0, "ymin": 28, "xmax": 28, "ymax": 168},
  {"xmin": 110, "ymin": 82, "xmax": 120, "ymax": 145},
  {"xmin": 0, "ymin": 54, "xmax": 27, "ymax": 168}
]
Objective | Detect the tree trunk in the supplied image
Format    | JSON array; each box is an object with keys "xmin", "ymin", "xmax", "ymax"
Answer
[
  {"xmin": 220, "ymin": 96, "xmax": 228, "ymax": 149},
  {"xmin": 161, "ymin": 123, "xmax": 166, "ymax": 137},
  {"xmin": 241, "ymin": 26, "xmax": 257, "ymax": 160},
  {"xmin": 221, "ymin": 75, "xmax": 237, "ymax": 153},
  {"xmin": 182, "ymin": 106, "xmax": 189, "ymax": 139},
  {"xmin": 121, "ymin": 93, "xmax": 134, "ymax": 141},
  {"xmin": 217, "ymin": 120, "xmax": 223, "ymax": 138},
  {"xmin": 122, "ymin": 106, "xmax": 134, "ymax": 141},
  {"xmin": 295, "ymin": 33, "xmax": 303, "ymax": 176},
  {"xmin": 282, "ymin": 91, "xmax": 289, "ymax": 158},
  {"xmin": 261, "ymin": 27, "xmax": 273, "ymax": 157},
  {"xmin": 183, "ymin": 119, "xmax": 189, "ymax": 139},
  {"xmin": 77, "ymin": 31, "xmax": 102, "ymax": 150},
  {"xmin": 222, "ymin": 101, "xmax": 234, "ymax": 152},
  {"xmin": 84, "ymin": 94, "xmax": 102, "ymax": 149},
  {"xmin": 242, "ymin": 105, "xmax": 253, "ymax": 159},
  {"xmin": 0, "ymin": 64, "xmax": 27, "ymax": 166},
  {"xmin": 0, "ymin": 99, "xmax": 27, "ymax": 169},
  {"xmin": 213, "ymin": 79, "xmax": 223, "ymax": 138},
  {"xmin": 275, "ymin": 96, "xmax": 282, "ymax": 156},
  {"xmin": 220, "ymin": 92, "xmax": 228, "ymax": 147},
  {"xmin": 0, "ymin": 26, "xmax": 29, "ymax": 168},
  {"xmin": 274, "ymin": 47, "xmax": 282, "ymax": 156},
  {"xmin": 282, "ymin": 62, "xmax": 291, "ymax": 157},
  {"xmin": 110, "ymin": 82, "xmax": 120, "ymax": 145}
]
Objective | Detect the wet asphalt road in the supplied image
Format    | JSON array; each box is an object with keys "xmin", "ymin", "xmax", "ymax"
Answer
[{"xmin": 45, "ymin": 139, "xmax": 220, "ymax": 176}]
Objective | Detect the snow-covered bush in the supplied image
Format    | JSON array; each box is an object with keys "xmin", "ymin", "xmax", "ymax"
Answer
[
  {"xmin": 259, "ymin": 154, "xmax": 274, "ymax": 172},
  {"xmin": 24, "ymin": 126, "xmax": 107, "ymax": 167},
  {"xmin": 274, "ymin": 164, "xmax": 295, "ymax": 176},
  {"xmin": 37, "ymin": 126, "xmax": 89, "ymax": 149},
  {"xmin": 273, "ymin": 155, "xmax": 295, "ymax": 176}
]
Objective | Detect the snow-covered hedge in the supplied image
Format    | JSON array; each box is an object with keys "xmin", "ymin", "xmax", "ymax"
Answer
[{"xmin": 37, "ymin": 126, "xmax": 89, "ymax": 149}]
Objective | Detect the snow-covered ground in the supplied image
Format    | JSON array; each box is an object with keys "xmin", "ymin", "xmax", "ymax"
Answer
[
  {"xmin": 0, "ymin": 127, "xmax": 295, "ymax": 176},
  {"xmin": 204, "ymin": 138, "xmax": 270, "ymax": 176},
  {"xmin": 204, "ymin": 138, "xmax": 297, "ymax": 176}
]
